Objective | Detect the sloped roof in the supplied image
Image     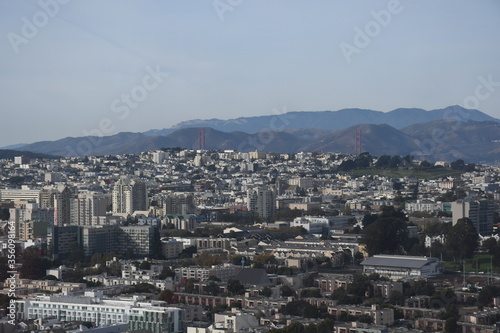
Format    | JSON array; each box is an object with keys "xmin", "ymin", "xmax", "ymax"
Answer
[
  {"xmin": 234, "ymin": 268, "xmax": 271, "ymax": 286},
  {"xmin": 361, "ymin": 255, "xmax": 438, "ymax": 269}
]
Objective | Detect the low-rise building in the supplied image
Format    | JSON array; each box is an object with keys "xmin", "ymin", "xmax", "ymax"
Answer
[
  {"xmin": 361, "ymin": 255, "xmax": 444, "ymax": 280},
  {"xmin": 14, "ymin": 291, "xmax": 183, "ymax": 333}
]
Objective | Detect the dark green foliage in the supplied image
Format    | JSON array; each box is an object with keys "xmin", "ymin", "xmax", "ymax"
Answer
[
  {"xmin": 362, "ymin": 217, "xmax": 408, "ymax": 255},
  {"xmin": 261, "ymin": 286, "xmax": 272, "ymax": 297},
  {"xmin": 139, "ymin": 261, "xmax": 151, "ymax": 270},
  {"xmin": 179, "ymin": 246, "xmax": 197, "ymax": 258},
  {"xmin": 227, "ymin": 279, "xmax": 246, "ymax": 295},
  {"xmin": 159, "ymin": 267, "xmax": 175, "ymax": 280},
  {"xmin": 20, "ymin": 246, "xmax": 50, "ymax": 280},
  {"xmin": 269, "ymin": 318, "xmax": 334, "ymax": 333},
  {"xmin": 281, "ymin": 300, "xmax": 321, "ymax": 318},
  {"xmin": 273, "ymin": 208, "xmax": 303, "ymax": 221},
  {"xmin": 444, "ymin": 317, "xmax": 459, "ymax": 333},
  {"xmin": 482, "ymin": 238, "xmax": 498, "ymax": 254},
  {"xmin": 65, "ymin": 242, "xmax": 85, "ymax": 266},
  {"xmin": 0, "ymin": 208, "xmax": 10, "ymax": 221},
  {"xmin": 358, "ymin": 314, "xmax": 373, "ymax": 324},
  {"xmin": 444, "ymin": 218, "xmax": 479, "ymax": 260},
  {"xmin": 300, "ymin": 288, "xmax": 322, "ymax": 298},
  {"xmin": 347, "ymin": 274, "xmax": 370, "ymax": 296},
  {"xmin": 330, "ymin": 287, "xmax": 362, "ymax": 305},
  {"xmin": 362, "ymin": 213, "xmax": 378, "ymax": 228},
  {"xmin": 478, "ymin": 285, "xmax": 500, "ymax": 307},
  {"xmin": 280, "ymin": 285, "xmax": 295, "ymax": 297},
  {"xmin": 204, "ymin": 281, "xmax": 220, "ymax": 296},
  {"xmin": 404, "ymin": 280, "xmax": 435, "ymax": 297},
  {"xmin": 302, "ymin": 274, "xmax": 316, "ymax": 288},
  {"xmin": 0, "ymin": 257, "xmax": 9, "ymax": 282},
  {"xmin": 129, "ymin": 283, "xmax": 158, "ymax": 293},
  {"xmin": 389, "ymin": 291, "xmax": 405, "ymax": 305}
]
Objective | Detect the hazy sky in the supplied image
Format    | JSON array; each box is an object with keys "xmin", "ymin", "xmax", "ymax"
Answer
[{"xmin": 1, "ymin": 0, "xmax": 499, "ymax": 147}]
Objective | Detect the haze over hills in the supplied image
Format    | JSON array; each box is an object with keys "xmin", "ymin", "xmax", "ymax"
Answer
[
  {"xmin": 12, "ymin": 106, "xmax": 500, "ymax": 163},
  {"xmin": 143, "ymin": 105, "xmax": 499, "ymax": 136}
]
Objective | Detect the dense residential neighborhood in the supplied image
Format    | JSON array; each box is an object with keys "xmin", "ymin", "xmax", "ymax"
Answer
[{"xmin": 1, "ymin": 149, "xmax": 500, "ymax": 333}]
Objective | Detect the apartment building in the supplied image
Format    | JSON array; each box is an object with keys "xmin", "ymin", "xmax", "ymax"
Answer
[{"xmin": 15, "ymin": 291, "xmax": 183, "ymax": 333}]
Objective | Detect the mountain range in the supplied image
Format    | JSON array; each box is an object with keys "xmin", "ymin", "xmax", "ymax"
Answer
[{"xmin": 12, "ymin": 106, "xmax": 500, "ymax": 163}]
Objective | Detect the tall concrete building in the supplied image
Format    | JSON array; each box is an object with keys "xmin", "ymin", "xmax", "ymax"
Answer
[
  {"xmin": 0, "ymin": 187, "xmax": 41, "ymax": 203},
  {"xmin": 9, "ymin": 202, "xmax": 54, "ymax": 238},
  {"xmin": 247, "ymin": 187, "xmax": 275, "ymax": 220},
  {"xmin": 152, "ymin": 150, "xmax": 169, "ymax": 163},
  {"xmin": 451, "ymin": 197, "xmax": 494, "ymax": 235},
  {"xmin": 47, "ymin": 225, "xmax": 81, "ymax": 260},
  {"xmin": 164, "ymin": 193, "xmax": 196, "ymax": 215},
  {"xmin": 40, "ymin": 185, "xmax": 73, "ymax": 226},
  {"xmin": 112, "ymin": 177, "xmax": 147, "ymax": 214},
  {"xmin": 70, "ymin": 192, "xmax": 107, "ymax": 226},
  {"xmin": 81, "ymin": 225, "xmax": 156, "ymax": 258}
]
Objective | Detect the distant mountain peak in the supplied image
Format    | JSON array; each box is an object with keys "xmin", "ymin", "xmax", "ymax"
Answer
[{"xmin": 14, "ymin": 106, "xmax": 500, "ymax": 163}]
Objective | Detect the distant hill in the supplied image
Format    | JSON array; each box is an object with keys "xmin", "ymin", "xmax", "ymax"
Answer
[
  {"xmin": 19, "ymin": 128, "xmax": 309, "ymax": 156},
  {"xmin": 0, "ymin": 149, "xmax": 60, "ymax": 160},
  {"xmin": 143, "ymin": 105, "xmax": 499, "ymax": 136},
  {"xmin": 20, "ymin": 132, "xmax": 149, "ymax": 156},
  {"xmin": 303, "ymin": 123, "xmax": 420, "ymax": 156},
  {"xmin": 402, "ymin": 120, "xmax": 500, "ymax": 163},
  {"xmin": 13, "ymin": 106, "xmax": 500, "ymax": 163}
]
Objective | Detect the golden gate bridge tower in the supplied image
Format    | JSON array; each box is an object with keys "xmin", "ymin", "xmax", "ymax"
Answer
[
  {"xmin": 355, "ymin": 129, "xmax": 361, "ymax": 155},
  {"xmin": 198, "ymin": 128, "xmax": 206, "ymax": 150}
]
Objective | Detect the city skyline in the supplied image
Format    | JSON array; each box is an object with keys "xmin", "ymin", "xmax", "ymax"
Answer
[{"xmin": 1, "ymin": 1, "xmax": 500, "ymax": 147}]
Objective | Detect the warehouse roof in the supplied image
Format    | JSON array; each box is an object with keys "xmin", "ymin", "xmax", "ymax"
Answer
[{"xmin": 361, "ymin": 255, "xmax": 439, "ymax": 269}]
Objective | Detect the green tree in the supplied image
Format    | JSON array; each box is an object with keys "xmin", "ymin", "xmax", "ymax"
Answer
[
  {"xmin": 362, "ymin": 217, "xmax": 408, "ymax": 255},
  {"xmin": 66, "ymin": 242, "xmax": 85, "ymax": 266},
  {"xmin": 204, "ymin": 281, "xmax": 220, "ymax": 296},
  {"xmin": 316, "ymin": 318, "xmax": 335, "ymax": 333},
  {"xmin": 139, "ymin": 261, "xmax": 151, "ymax": 270},
  {"xmin": 194, "ymin": 251, "xmax": 224, "ymax": 267},
  {"xmin": 362, "ymin": 213, "xmax": 378, "ymax": 228},
  {"xmin": 444, "ymin": 317, "xmax": 459, "ymax": 333},
  {"xmin": 227, "ymin": 279, "xmax": 246, "ymax": 295},
  {"xmin": 159, "ymin": 267, "xmax": 175, "ymax": 280},
  {"xmin": 478, "ymin": 285, "xmax": 500, "ymax": 308},
  {"xmin": 20, "ymin": 246, "xmax": 50, "ymax": 280},
  {"xmin": 261, "ymin": 286, "xmax": 272, "ymax": 297},
  {"xmin": 0, "ymin": 257, "xmax": 9, "ymax": 282},
  {"xmin": 482, "ymin": 238, "xmax": 498, "ymax": 254},
  {"xmin": 347, "ymin": 274, "xmax": 371, "ymax": 297},
  {"xmin": 300, "ymin": 288, "xmax": 322, "ymax": 298},
  {"xmin": 158, "ymin": 289, "xmax": 175, "ymax": 304},
  {"xmin": 445, "ymin": 218, "xmax": 479, "ymax": 260},
  {"xmin": 389, "ymin": 291, "xmax": 405, "ymax": 305},
  {"xmin": 281, "ymin": 285, "xmax": 295, "ymax": 297},
  {"xmin": 358, "ymin": 314, "xmax": 373, "ymax": 324},
  {"xmin": 302, "ymin": 274, "xmax": 316, "ymax": 288}
]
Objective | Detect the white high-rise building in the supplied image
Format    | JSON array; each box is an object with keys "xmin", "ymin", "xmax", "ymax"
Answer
[
  {"xmin": 70, "ymin": 192, "xmax": 107, "ymax": 226},
  {"xmin": 152, "ymin": 150, "xmax": 169, "ymax": 164},
  {"xmin": 451, "ymin": 197, "xmax": 494, "ymax": 235},
  {"xmin": 112, "ymin": 177, "xmax": 147, "ymax": 214},
  {"xmin": 247, "ymin": 187, "xmax": 275, "ymax": 219}
]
